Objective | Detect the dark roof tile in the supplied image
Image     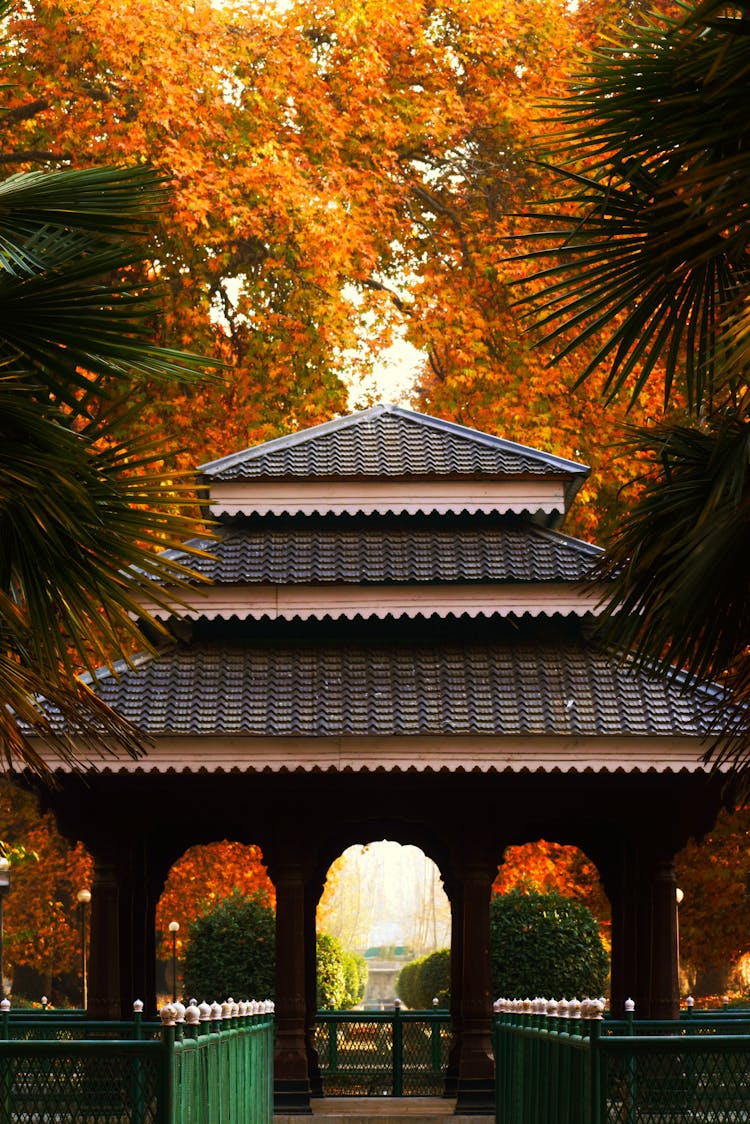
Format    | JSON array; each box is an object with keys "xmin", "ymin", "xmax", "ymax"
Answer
[
  {"xmin": 89, "ymin": 640, "xmax": 711, "ymax": 740},
  {"xmin": 199, "ymin": 405, "xmax": 588, "ymax": 484},
  {"xmin": 174, "ymin": 522, "xmax": 601, "ymax": 585}
]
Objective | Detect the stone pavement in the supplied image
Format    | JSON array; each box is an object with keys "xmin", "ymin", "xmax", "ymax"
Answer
[{"xmin": 274, "ymin": 1098, "xmax": 489, "ymax": 1124}]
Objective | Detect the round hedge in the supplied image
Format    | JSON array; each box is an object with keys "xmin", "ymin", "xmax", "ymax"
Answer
[
  {"xmin": 182, "ymin": 890, "xmax": 275, "ymax": 1003},
  {"xmin": 182, "ymin": 891, "xmax": 366, "ymax": 1009},
  {"xmin": 489, "ymin": 889, "xmax": 608, "ymax": 1000},
  {"xmin": 396, "ymin": 949, "xmax": 450, "ymax": 1008}
]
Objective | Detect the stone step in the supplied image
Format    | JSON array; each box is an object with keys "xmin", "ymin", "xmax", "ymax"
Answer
[{"xmin": 274, "ymin": 1097, "xmax": 491, "ymax": 1124}]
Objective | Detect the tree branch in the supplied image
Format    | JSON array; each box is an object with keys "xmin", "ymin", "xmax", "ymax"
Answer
[
  {"xmin": 1, "ymin": 99, "xmax": 50, "ymax": 125},
  {"xmin": 0, "ymin": 151, "xmax": 72, "ymax": 165}
]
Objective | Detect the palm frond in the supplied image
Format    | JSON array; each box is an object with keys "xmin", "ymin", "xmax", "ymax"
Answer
[
  {"xmin": 0, "ymin": 160, "xmax": 222, "ymax": 775},
  {"xmin": 512, "ymin": 1, "xmax": 750, "ymax": 410},
  {"xmin": 594, "ymin": 416, "xmax": 750, "ymax": 762}
]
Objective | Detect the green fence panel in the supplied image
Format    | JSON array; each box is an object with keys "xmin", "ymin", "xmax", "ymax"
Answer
[
  {"xmin": 0, "ymin": 1038, "xmax": 167, "ymax": 1124},
  {"xmin": 169, "ymin": 1010, "xmax": 274, "ymax": 1124},
  {"xmin": 315, "ymin": 1010, "xmax": 451, "ymax": 1096},
  {"xmin": 0, "ymin": 1004, "xmax": 274, "ymax": 1124},
  {"xmin": 494, "ymin": 1003, "xmax": 750, "ymax": 1124}
]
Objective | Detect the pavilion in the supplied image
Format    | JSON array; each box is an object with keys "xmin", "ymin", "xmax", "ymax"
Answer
[{"xmin": 28, "ymin": 404, "xmax": 728, "ymax": 1114}]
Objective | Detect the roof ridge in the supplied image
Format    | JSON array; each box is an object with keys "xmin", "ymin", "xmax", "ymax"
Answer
[
  {"xmin": 198, "ymin": 404, "xmax": 394, "ymax": 475},
  {"xmin": 198, "ymin": 403, "xmax": 590, "ymax": 479}
]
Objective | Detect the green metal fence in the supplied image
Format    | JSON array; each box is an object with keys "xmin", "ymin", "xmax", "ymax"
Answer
[
  {"xmin": 315, "ymin": 1008, "xmax": 451, "ymax": 1096},
  {"xmin": 494, "ymin": 997, "xmax": 750, "ymax": 1124},
  {"xmin": 0, "ymin": 999, "xmax": 274, "ymax": 1124}
]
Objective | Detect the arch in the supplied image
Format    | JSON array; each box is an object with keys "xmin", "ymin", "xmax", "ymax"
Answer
[
  {"xmin": 317, "ymin": 839, "xmax": 451, "ymax": 965},
  {"xmin": 155, "ymin": 839, "xmax": 274, "ymax": 1004}
]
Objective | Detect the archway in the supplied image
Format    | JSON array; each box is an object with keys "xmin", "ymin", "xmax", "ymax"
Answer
[
  {"xmin": 491, "ymin": 839, "xmax": 610, "ymax": 1003},
  {"xmin": 155, "ymin": 840, "xmax": 274, "ymax": 1005},
  {"xmin": 318, "ymin": 839, "xmax": 451, "ymax": 1009}
]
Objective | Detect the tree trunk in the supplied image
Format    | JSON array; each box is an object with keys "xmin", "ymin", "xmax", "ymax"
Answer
[{"xmin": 692, "ymin": 960, "xmax": 730, "ymax": 999}]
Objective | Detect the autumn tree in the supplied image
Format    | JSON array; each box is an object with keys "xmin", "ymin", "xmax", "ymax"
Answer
[
  {"xmin": 0, "ymin": 777, "xmax": 92, "ymax": 1003},
  {"xmin": 0, "ymin": 0, "xmax": 652, "ymax": 538},
  {"xmin": 156, "ymin": 841, "xmax": 274, "ymax": 960},
  {"xmin": 494, "ymin": 840, "xmax": 611, "ymax": 937},
  {"xmin": 675, "ymin": 807, "xmax": 750, "ymax": 997}
]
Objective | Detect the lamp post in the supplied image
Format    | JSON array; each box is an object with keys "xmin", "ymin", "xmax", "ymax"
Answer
[
  {"xmin": 168, "ymin": 921, "xmax": 180, "ymax": 1003},
  {"xmin": 676, "ymin": 886, "xmax": 684, "ymax": 996},
  {"xmin": 76, "ymin": 888, "xmax": 91, "ymax": 1011},
  {"xmin": 0, "ymin": 857, "xmax": 10, "ymax": 997}
]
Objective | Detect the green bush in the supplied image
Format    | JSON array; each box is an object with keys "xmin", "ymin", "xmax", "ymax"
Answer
[
  {"xmin": 489, "ymin": 889, "xmax": 608, "ymax": 1000},
  {"xmin": 182, "ymin": 891, "xmax": 275, "ymax": 1002},
  {"xmin": 342, "ymin": 949, "xmax": 368, "ymax": 1008},
  {"xmin": 417, "ymin": 949, "xmax": 450, "ymax": 1008},
  {"xmin": 396, "ymin": 956, "xmax": 422, "ymax": 1008},
  {"xmin": 396, "ymin": 949, "xmax": 450, "ymax": 1008},
  {"xmin": 316, "ymin": 933, "xmax": 367, "ymax": 1009}
]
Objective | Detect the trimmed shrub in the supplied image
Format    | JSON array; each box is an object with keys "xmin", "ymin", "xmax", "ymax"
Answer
[
  {"xmin": 396, "ymin": 949, "xmax": 450, "ymax": 1008},
  {"xmin": 416, "ymin": 949, "xmax": 450, "ymax": 1008},
  {"xmin": 342, "ymin": 949, "xmax": 368, "ymax": 1008},
  {"xmin": 489, "ymin": 889, "xmax": 608, "ymax": 1000},
  {"xmin": 316, "ymin": 933, "xmax": 367, "ymax": 1009},
  {"xmin": 182, "ymin": 890, "xmax": 275, "ymax": 1002},
  {"xmin": 396, "ymin": 956, "xmax": 422, "ymax": 1008}
]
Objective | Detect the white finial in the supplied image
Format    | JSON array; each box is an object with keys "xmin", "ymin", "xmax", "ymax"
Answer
[
  {"xmin": 173, "ymin": 1001, "xmax": 186, "ymax": 1023},
  {"xmin": 133, "ymin": 999, "xmax": 144, "ymax": 1014},
  {"xmin": 221, "ymin": 1000, "xmax": 233, "ymax": 1019},
  {"xmin": 625, "ymin": 998, "xmax": 635, "ymax": 1013},
  {"xmin": 0, "ymin": 998, "xmax": 10, "ymax": 1012},
  {"xmin": 569, "ymin": 998, "xmax": 581, "ymax": 1019},
  {"xmin": 686, "ymin": 996, "xmax": 694, "ymax": 1008},
  {"xmin": 160, "ymin": 1004, "xmax": 177, "ymax": 1026},
  {"xmin": 185, "ymin": 1004, "xmax": 201, "ymax": 1025},
  {"xmin": 546, "ymin": 999, "xmax": 559, "ymax": 1017},
  {"xmin": 558, "ymin": 999, "xmax": 569, "ymax": 1017},
  {"xmin": 198, "ymin": 1001, "xmax": 212, "ymax": 1021},
  {"xmin": 210, "ymin": 1001, "xmax": 223, "ymax": 1020}
]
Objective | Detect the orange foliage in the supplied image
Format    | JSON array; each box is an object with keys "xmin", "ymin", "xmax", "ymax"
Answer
[
  {"xmin": 0, "ymin": 0, "xmax": 652, "ymax": 536},
  {"xmin": 0, "ymin": 778, "xmax": 93, "ymax": 996},
  {"xmin": 156, "ymin": 841, "xmax": 274, "ymax": 959},
  {"xmin": 494, "ymin": 840, "xmax": 610, "ymax": 932},
  {"xmin": 675, "ymin": 807, "xmax": 750, "ymax": 994}
]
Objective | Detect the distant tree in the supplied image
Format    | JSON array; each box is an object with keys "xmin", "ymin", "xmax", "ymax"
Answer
[
  {"xmin": 396, "ymin": 949, "xmax": 450, "ymax": 1009},
  {"xmin": 490, "ymin": 890, "xmax": 609, "ymax": 1000},
  {"xmin": 0, "ymin": 777, "xmax": 92, "ymax": 1002},
  {"xmin": 675, "ymin": 806, "xmax": 750, "ymax": 997},
  {"xmin": 157, "ymin": 842, "xmax": 274, "ymax": 959}
]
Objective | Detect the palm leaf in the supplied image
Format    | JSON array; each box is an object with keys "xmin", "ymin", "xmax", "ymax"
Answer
[
  {"xmin": 511, "ymin": 1, "xmax": 750, "ymax": 410},
  {"xmin": 0, "ymin": 161, "xmax": 222, "ymax": 774},
  {"xmin": 594, "ymin": 416, "xmax": 750, "ymax": 763}
]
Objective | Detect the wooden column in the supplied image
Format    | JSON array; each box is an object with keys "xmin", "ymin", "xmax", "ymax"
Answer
[
  {"xmin": 443, "ymin": 880, "xmax": 463, "ymax": 1098},
  {"xmin": 455, "ymin": 855, "xmax": 495, "ymax": 1115},
  {"xmin": 305, "ymin": 879, "xmax": 324, "ymax": 1097},
  {"xmin": 117, "ymin": 845, "xmax": 165, "ymax": 1020},
  {"xmin": 649, "ymin": 856, "xmax": 680, "ymax": 1019},
  {"xmin": 605, "ymin": 841, "xmax": 679, "ymax": 1020},
  {"xmin": 272, "ymin": 854, "xmax": 312, "ymax": 1114},
  {"xmin": 88, "ymin": 857, "xmax": 121, "ymax": 1019}
]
